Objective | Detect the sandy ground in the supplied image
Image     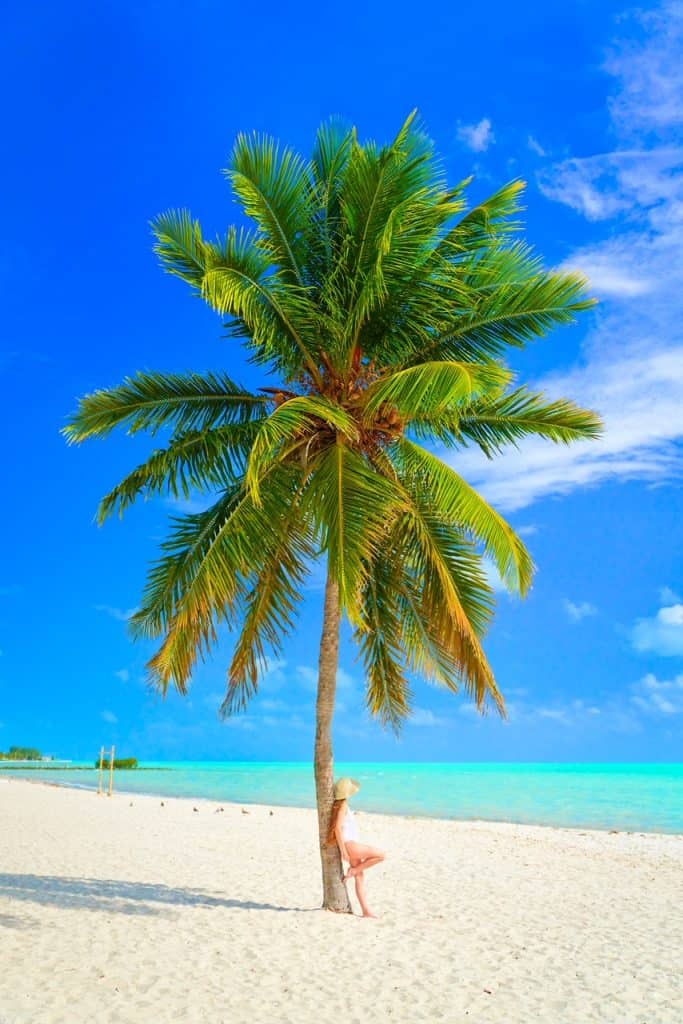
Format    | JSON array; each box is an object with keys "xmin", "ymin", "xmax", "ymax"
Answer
[{"xmin": 0, "ymin": 777, "xmax": 681, "ymax": 1024}]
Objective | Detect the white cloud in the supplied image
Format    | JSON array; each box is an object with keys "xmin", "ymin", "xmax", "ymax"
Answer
[
  {"xmin": 563, "ymin": 600, "xmax": 598, "ymax": 623},
  {"xmin": 258, "ymin": 698, "xmax": 288, "ymax": 712},
  {"xmin": 527, "ymin": 135, "xmax": 546, "ymax": 157},
  {"xmin": 101, "ymin": 710, "xmax": 118, "ymax": 724},
  {"xmin": 460, "ymin": 6, "xmax": 679, "ymax": 512},
  {"xmin": 410, "ymin": 707, "xmax": 449, "ymax": 727},
  {"xmin": 448, "ymin": 341, "xmax": 683, "ymax": 510},
  {"xmin": 630, "ymin": 672, "xmax": 683, "ymax": 714},
  {"xmin": 449, "ymin": 10, "xmax": 683, "ymax": 513},
  {"xmin": 660, "ymin": 586, "xmax": 681, "ymax": 604},
  {"xmin": 604, "ymin": 3, "xmax": 683, "ymax": 137},
  {"xmin": 114, "ymin": 669, "xmax": 130, "ymax": 683},
  {"xmin": 95, "ymin": 604, "xmax": 136, "ymax": 622},
  {"xmin": 507, "ymin": 696, "xmax": 638, "ymax": 734},
  {"xmin": 516, "ymin": 525, "xmax": 538, "ymax": 537},
  {"xmin": 536, "ymin": 707, "xmax": 571, "ymax": 725},
  {"xmin": 632, "ymin": 603, "xmax": 683, "ymax": 656},
  {"xmin": 457, "ymin": 118, "xmax": 494, "ymax": 152},
  {"xmin": 537, "ymin": 147, "xmax": 683, "ymax": 222}
]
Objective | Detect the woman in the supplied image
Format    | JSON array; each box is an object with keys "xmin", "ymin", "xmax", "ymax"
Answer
[{"xmin": 327, "ymin": 777, "xmax": 385, "ymax": 918}]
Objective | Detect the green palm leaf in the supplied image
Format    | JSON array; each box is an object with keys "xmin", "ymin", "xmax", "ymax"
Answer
[
  {"xmin": 223, "ymin": 493, "xmax": 316, "ymax": 716},
  {"xmin": 303, "ymin": 441, "xmax": 407, "ymax": 619},
  {"xmin": 456, "ymin": 386, "xmax": 603, "ymax": 455},
  {"xmin": 97, "ymin": 421, "xmax": 261, "ymax": 523},
  {"xmin": 245, "ymin": 394, "xmax": 359, "ymax": 502},
  {"xmin": 63, "ymin": 370, "xmax": 268, "ymax": 442},
  {"xmin": 393, "ymin": 437, "xmax": 534, "ymax": 594},
  {"xmin": 363, "ymin": 360, "xmax": 509, "ymax": 421},
  {"xmin": 227, "ymin": 132, "xmax": 317, "ymax": 286},
  {"xmin": 68, "ymin": 113, "xmax": 599, "ymax": 731},
  {"xmin": 355, "ymin": 557, "xmax": 412, "ymax": 732}
]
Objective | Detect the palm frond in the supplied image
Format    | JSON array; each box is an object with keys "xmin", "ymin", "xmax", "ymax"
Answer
[
  {"xmin": 363, "ymin": 360, "xmax": 509, "ymax": 421},
  {"xmin": 97, "ymin": 421, "xmax": 261, "ymax": 523},
  {"xmin": 139, "ymin": 467, "xmax": 302, "ymax": 695},
  {"xmin": 311, "ymin": 117, "xmax": 353, "ymax": 236},
  {"xmin": 151, "ymin": 209, "xmax": 209, "ymax": 288},
  {"xmin": 63, "ymin": 370, "xmax": 268, "ymax": 443},
  {"xmin": 427, "ymin": 258, "xmax": 596, "ymax": 362},
  {"xmin": 396, "ymin": 493, "xmax": 503, "ymax": 711},
  {"xmin": 392, "ymin": 437, "xmax": 534, "ymax": 594},
  {"xmin": 302, "ymin": 441, "xmax": 406, "ymax": 619},
  {"xmin": 456, "ymin": 386, "xmax": 604, "ymax": 456},
  {"xmin": 354, "ymin": 558, "xmax": 412, "ymax": 733},
  {"xmin": 226, "ymin": 132, "xmax": 317, "ymax": 285},
  {"xmin": 245, "ymin": 395, "xmax": 359, "ymax": 502},
  {"xmin": 440, "ymin": 179, "xmax": 526, "ymax": 254},
  {"xmin": 222, "ymin": 492, "xmax": 315, "ymax": 716}
]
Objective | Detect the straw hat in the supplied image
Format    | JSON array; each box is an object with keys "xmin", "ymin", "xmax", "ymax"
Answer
[{"xmin": 334, "ymin": 777, "xmax": 360, "ymax": 800}]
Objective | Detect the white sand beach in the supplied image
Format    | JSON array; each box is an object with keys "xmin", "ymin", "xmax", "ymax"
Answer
[{"xmin": 0, "ymin": 777, "xmax": 681, "ymax": 1024}]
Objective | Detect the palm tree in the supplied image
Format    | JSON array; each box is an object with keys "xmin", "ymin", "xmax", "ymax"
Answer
[{"xmin": 65, "ymin": 113, "xmax": 601, "ymax": 912}]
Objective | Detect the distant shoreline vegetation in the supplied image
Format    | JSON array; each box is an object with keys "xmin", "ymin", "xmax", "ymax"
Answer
[
  {"xmin": 0, "ymin": 763, "xmax": 165, "ymax": 771},
  {"xmin": 0, "ymin": 749, "xmax": 159, "ymax": 770},
  {"xmin": 95, "ymin": 756, "xmax": 139, "ymax": 770},
  {"xmin": 0, "ymin": 746, "xmax": 44, "ymax": 761}
]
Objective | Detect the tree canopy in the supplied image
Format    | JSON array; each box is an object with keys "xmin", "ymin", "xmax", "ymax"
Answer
[{"xmin": 65, "ymin": 112, "xmax": 601, "ymax": 731}]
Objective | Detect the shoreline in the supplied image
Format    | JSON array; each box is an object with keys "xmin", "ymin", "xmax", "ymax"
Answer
[
  {"xmin": 3, "ymin": 769, "xmax": 682, "ymax": 839},
  {"xmin": 1, "ymin": 777, "xmax": 681, "ymax": 1023}
]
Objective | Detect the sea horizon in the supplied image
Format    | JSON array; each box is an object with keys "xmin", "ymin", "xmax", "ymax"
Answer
[{"xmin": 4, "ymin": 760, "xmax": 681, "ymax": 835}]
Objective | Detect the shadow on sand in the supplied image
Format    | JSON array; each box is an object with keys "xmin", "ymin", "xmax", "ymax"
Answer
[{"xmin": 0, "ymin": 874, "xmax": 317, "ymax": 917}]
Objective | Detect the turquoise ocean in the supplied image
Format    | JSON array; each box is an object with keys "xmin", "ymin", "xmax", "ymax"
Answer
[{"xmin": 3, "ymin": 762, "xmax": 682, "ymax": 834}]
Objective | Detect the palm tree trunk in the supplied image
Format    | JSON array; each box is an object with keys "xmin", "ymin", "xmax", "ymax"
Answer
[{"xmin": 314, "ymin": 569, "xmax": 352, "ymax": 913}]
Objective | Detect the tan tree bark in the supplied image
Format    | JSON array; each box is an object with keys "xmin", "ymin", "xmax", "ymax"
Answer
[{"xmin": 314, "ymin": 570, "xmax": 353, "ymax": 913}]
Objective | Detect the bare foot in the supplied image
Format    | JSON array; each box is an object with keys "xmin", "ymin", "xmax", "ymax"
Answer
[{"xmin": 361, "ymin": 910, "xmax": 379, "ymax": 919}]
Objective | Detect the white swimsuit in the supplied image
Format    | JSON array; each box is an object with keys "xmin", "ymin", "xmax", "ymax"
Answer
[{"xmin": 342, "ymin": 806, "xmax": 359, "ymax": 842}]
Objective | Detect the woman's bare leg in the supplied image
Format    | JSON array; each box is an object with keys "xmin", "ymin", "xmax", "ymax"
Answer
[
  {"xmin": 343, "ymin": 843, "xmax": 385, "ymax": 881},
  {"xmin": 346, "ymin": 854, "xmax": 383, "ymax": 877},
  {"xmin": 353, "ymin": 871, "xmax": 378, "ymax": 918}
]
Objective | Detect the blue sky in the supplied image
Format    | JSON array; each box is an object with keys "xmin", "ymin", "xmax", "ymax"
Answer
[{"xmin": 1, "ymin": 0, "xmax": 682, "ymax": 762}]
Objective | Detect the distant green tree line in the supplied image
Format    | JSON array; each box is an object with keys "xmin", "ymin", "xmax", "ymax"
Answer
[
  {"xmin": 0, "ymin": 746, "xmax": 43, "ymax": 760},
  {"xmin": 96, "ymin": 756, "xmax": 139, "ymax": 770}
]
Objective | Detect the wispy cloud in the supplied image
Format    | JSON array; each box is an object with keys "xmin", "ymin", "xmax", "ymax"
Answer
[
  {"xmin": 630, "ymin": 672, "xmax": 683, "ymax": 715},
  {"xmin": 563, "ymin": 600, "xmax": 598, "ymax": 623},
  {"xmin": 527, "ymin": 135, "xmax": 546, "ymax": 157},
  {"xmin": 410, "ymin": 707, "xmax": 449, "ymax": 727},
  {"xmin": 101, "ymin": 710, "xmax": 118, "ymax": 724},
  {"xmin": 507, "ymin": 695, "xmax": 635, "ymax": 734},
  {"xmin": 660, "ymin": 586, "xmax": 681, "ymax": 604},
  {"xmin": 95, "ymin": 605, "xmax": 136, "ymax": 623},
  {"xmin": 604, "ymin": 3, "xmax": 683, "ymax": 136},
  {"xmin": 448, "ymin": 6, "xmax": 683, "ymax": 512},
  {"xmin": 632, "ymin": 603, "xmax": 683, "ymax": 656},
  {"xmin": 114, "ymin": 669, "xmax": 130, "ymax": 683},
  {"xmin": 457, "ymin": 117, "xmax": 494, "ymax": 152},
  {"xmin": 449, "ymin": 342, "xmax": 683, "ymax": 509},
  {"xmin": 516, "ymin": 525, "xmax": 538, "ymax": 537}
]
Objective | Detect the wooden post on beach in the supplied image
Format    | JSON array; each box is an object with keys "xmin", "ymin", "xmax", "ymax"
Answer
[
  {"xmin": 97, "ymin": 746, "xmax": 105, "ymax": 795},
  {"xmin": 108, "ymin": 745, "xmax": 115, "ymax": 797}
]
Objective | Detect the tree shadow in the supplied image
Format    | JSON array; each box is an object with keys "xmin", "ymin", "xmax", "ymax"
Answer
[
  {"xmin": 0, "ymin": 912, "xmax": 33, "ymax": 929},
  {"xmin": 0, "ymin": 874, "xmax": 317, "ymax": 916}
]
